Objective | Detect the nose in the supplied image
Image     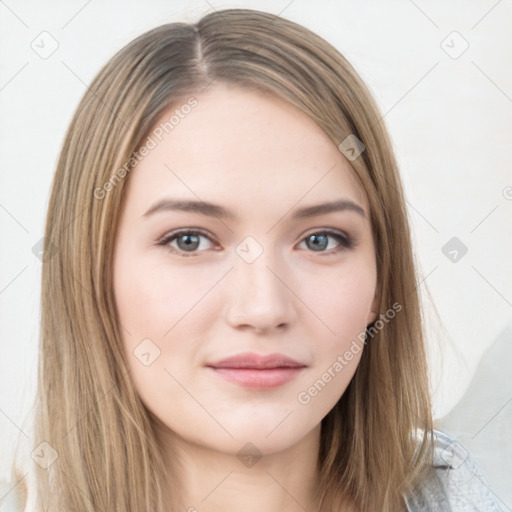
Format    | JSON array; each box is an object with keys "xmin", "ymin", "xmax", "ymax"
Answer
[{"xmin": 223, "ymin": 253, "xmax": 297, "ymax": 334}]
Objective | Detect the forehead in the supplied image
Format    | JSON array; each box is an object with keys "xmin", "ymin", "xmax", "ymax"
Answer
[{"xmin": 125, "ymin": 83, "xmax": 369, "ymax": 217}]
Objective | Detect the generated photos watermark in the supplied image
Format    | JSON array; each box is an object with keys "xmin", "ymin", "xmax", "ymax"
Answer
[
  {"xmin": 93, "ymin": 97, "xmax": 198, "ymax": 200},
  {"xmin": 297, "ymin": 301, "xmax": 402, "ymax": 405}
]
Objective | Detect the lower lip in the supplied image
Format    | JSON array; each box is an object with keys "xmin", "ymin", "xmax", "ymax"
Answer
[{"xmin": 208, "ymin": 367, "xmax": 304, "ymax": 389}]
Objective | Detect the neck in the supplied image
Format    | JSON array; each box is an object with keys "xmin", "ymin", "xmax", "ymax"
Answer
[{"xmin": 159, "ymin": 424, "xmax": 322, "ymax": 512}]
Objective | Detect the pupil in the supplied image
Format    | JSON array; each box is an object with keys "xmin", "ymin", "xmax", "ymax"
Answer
[
  {"xmin": 178, "ymin": 234, "xmax": 199, "ymax": 251},
  {"xmin": 308, "ymin": 234, "xmax": 327, "ymax": 251}
]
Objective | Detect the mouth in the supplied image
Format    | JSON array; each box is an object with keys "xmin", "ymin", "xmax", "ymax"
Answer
[{"xmin": 206, "ymin": 352, "xmax": 306, "ymax": 389}]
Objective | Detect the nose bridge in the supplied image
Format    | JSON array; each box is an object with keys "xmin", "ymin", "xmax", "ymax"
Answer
[
  {"xmin": 236, "ymin": 253, "xmax": 282, "ymax": 298},
  {"xmin": 234, "ymin": 234, "xmax": 280, "ymax": 289},
  {"xmin": 225, "ymin": 239, "xmax": 295, "ymax": 330}
]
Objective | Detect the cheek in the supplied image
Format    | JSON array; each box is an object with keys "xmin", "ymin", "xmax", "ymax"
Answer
[
  {"xmin": 302, "ymin": 257, "xmax": 377, "ymax": 350},
  {"xmin": 112, "ymin": 252, "xmax": 216, "ymax": 416},
  {"xmin": 294, "ymin": 261, "xmax": 376, "ymax": 414},
  {"xmin": 113, "ymin": 251, "xmax": 226, "ymax": 402},
  {"xmin": 113, "ymin": 252, "xmax": 221, "ymax": 338}
]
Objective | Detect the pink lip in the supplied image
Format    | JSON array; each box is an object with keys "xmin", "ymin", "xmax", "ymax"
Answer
[{"xmin": 206, "ymin": 352, "xmax": 306, "ymax": 389}]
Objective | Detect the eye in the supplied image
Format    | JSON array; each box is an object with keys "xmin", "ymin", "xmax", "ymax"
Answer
[
  {"xmin": 298, "ymin": 230, "xmax": 354, "ymax": 254},
  {"xmin": 157, "ymin": 228, "xmax": 354, "ymax": 258},
  {"xmin": 157, "ymin": 229, "xmax": 217, "ymax": 257}
]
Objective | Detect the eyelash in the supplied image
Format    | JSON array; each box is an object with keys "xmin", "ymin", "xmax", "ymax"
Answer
[{"xmin": 156, "ymin": 228, "xmax": 354, "ymax": 258}]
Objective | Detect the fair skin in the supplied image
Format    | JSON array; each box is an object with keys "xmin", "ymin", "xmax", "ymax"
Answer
[{"xmin": 113, "ymin": 83, "xmax": 377, "ymax": 512}]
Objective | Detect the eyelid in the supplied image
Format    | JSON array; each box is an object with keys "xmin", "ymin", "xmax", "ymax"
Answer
[
  {"xmin": 300, "ymin": 227, "xmax": 351, "ymax": 241},
  {"xmin": 157, "ymin": 227, "xmax": 217, "ymax": 245}
]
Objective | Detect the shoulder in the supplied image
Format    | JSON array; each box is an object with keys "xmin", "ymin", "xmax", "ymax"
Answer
[{"xmin": 404, "ymin": 429, "xmax": 503, "ymax": 512}]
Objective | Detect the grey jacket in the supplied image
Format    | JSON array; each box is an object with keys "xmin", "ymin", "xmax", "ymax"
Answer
[{"xmin": 405, "ymin": 430, "xmax": 504, "ymax": 511}]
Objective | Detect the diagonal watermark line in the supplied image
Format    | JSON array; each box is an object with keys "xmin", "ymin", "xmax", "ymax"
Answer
[
  {"xmin": 406, "ymin": 199, "xmax": 439, "ymax": 233},
  {"xmin": 406, "ymin": 265, "xmax": 438, "ymax": 299},
  {"xmin": 0, "ymin": 408, "xmax": 29, "ymax": 438},
  {"xmin": 0, "ymin": 0, "xmax": 29, "ymax": 28},
  {"xmin": 197, "ymin": 75, "xmax": 219, "ymax": 96},
  {"xmin": 472, "ymin": 61, "xmax": 512, "ymax": 105},
  {"xmin": 201, "ymin": 0, "xmax": 219, "ymax": 14},
  {"xmin": 0, "ymin": 202, "xmax": 29, "ymax": 233},
  {"xmin": 61, "ymin": 204, "xmax": 88, "ymax": 234},
  {"xmin": 61, "ymin": 61, "xmax": 130, "ymax": 129},
  {"xmin": 471, "ymin": 266, "xmax": 512, "ymax": 307},
  {"xmin": 45, "ymin": 205, "xmax": 135, "ymax": 336},
  {"xmin": 0, "ymin": 62, "xmax": 29, "ymax": 92},
  {"xmin": 201, "ymin": 0, "xmax": 234, "ymax": 26},
  {"xmin": 266, "ymin": 164, "xmax": 336, "ymax": 234},
  {"xmin": 70, "ymin": 273, "xmax": 93, "ymax": 299},
  {"xmin": 471, "ymin": 0, "xmax": 504, "ymax": 29},
  {"xmin": 265, "ymin": 266, "xmax": 336, "ymax": 335},
  {"xmin": 417, "ymin": 265, "xmax": 438, "ymax": 287},
  {"xmin": 0, "ymin": 266, "xmax": 28, "ymax": 296},
  {"xmin": 164, "ymin": 368, "xmax": 234, "ymax": 438},
  {"xmin": 120, "ymin": 323, "xmax": 132, "ymax": 337},
  {"xmin": 164, "ymin": 267, "xmax": 234, "ymax": 336},
  {"xmin": 201, "ymin": 0, "xmax": 237, "ymax": 34},
  {"xmin": 59, "ymin": 468, "xmax": 97, "ymax": 508},
  {"xmin": 265, "ymin": 470, "xmax": 308, "ymax": 511},
  {"xmin": 470, "ymin": 204, "xmax": 499, "ymax": 233},
  {"xmin": 61, "ymin": 0, "xmax": 93, "ymax": 29},
  {"xmin": 265, "ymin": 410, "xmax": 293, "ymax": 438},
  {"xmin": 271, "ymin": 0, "xmax": 295, "ymax": 22},
  {"xmin": 408, "ymin": 0, "xmax": 439, "ymax": 28},
  {"xmin": 376, "ymin": 62, "xmax": 439, "ymax": 126},
  {"xmin": 456, "ymin": 475, "xmax": 511, "ymax": 512},
  {"xmin": 486, "ymin": 488, "xmax": 512, "ymax": 512},
  {"xmin": 69, "ymin": 270, "xmax": 130, "ymax": 337},
  {"xmin": 200, "ymin": 471, "xmax": 233, "ymax": 502},
  {"xmin": 0, "ymin": 472, "xmax": 28, "ymax": 503},
  {"xmin": 471, "ymin": 396, "xmax": 512, "ymax": 439},
  {"xmin": 63, "ymin": 368, "xmax": 133, "ymax": 438}
]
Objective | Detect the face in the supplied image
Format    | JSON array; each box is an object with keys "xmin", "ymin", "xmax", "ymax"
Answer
[{"xmin": 113, "ymin": 83, "xmax": 378, "ymax": 457}]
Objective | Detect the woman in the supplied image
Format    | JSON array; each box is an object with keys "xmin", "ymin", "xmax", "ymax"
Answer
[{"xmin": 6, "ymin": 8, "xmax": 501, "ymax": 512}]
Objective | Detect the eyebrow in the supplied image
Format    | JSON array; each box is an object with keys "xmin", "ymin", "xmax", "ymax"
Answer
[{"xmin": 143, "ymin": 198, "xmax": 366, "ymax": 220}]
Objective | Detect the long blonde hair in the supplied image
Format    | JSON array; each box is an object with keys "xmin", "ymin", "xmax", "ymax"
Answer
[{"xmin": 14, "ymin": 8, "xmax": 433, "ymax": 511}]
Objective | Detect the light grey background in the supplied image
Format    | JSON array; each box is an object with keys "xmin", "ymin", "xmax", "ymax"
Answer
[{"xmin": 1, "ymin": 0, "xmax": 511, "ymax": 509}]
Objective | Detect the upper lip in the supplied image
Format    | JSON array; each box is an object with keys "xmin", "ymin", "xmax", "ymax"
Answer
[{"xmin": 206, "ymin": 352, "xmax": 306, "ymax": 369}]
